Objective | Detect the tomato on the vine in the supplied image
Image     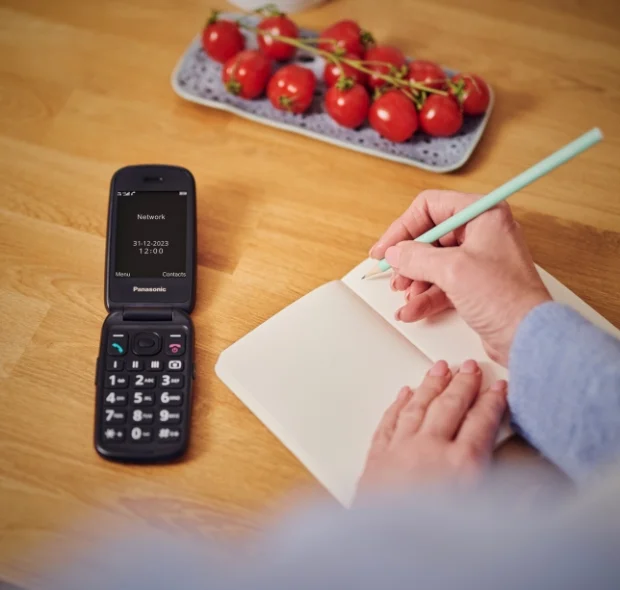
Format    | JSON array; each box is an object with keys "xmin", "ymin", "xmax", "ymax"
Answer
[
  {"xmin": 324, "ymin": 53, "xmax": 368, "ymax": 87},
  {"xmin": 257, "ymin": 14, "xmax": 299, "ymax": 61},
  {"xmin": 202, "ymin": 15, "xmax": 245, "ymax": 64},
  {"xmin": 407, "ymin": 60, "xmax": 446, "ymax": 90},
  {"xmin": 318, "ymin": 20, "xmax": 373, "ymax": 58},
  {"xmin": 325, "ymin": 79, "xmax": 370, "ymax": 129},
  {"xmin": 267, "ymin": 65, "xmax": 316, "ymax": 114},
  {"xmin": 419, "ymin": 94, "xmax": 463, "ymax": 137},
  {"xmin": 450, "ymin": 74, "xmax": 490, "ymax": 115},
  {"xmin": 222, "ymin": 50, "xmax": 272, "ymax": 99},
  {"xmin": 364, "ymin": 45, "xmax": 407, "ymax": 88},
  {"xmin": 369, "ymin": 90, "xmax": 418, "ymax": 142}
]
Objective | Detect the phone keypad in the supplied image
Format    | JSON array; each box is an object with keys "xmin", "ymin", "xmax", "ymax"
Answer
[{"xmin": 99, "ymin": 329, "xmax": 191, "ymax": 456}]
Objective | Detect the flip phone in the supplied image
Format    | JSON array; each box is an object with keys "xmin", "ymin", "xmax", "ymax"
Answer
[{"xmin": 94, "ymin": 165, "xmax": 196, "ymax": 462}]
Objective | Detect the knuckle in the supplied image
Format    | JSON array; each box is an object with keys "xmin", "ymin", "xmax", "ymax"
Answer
[
  {"xmin": 399, "ymin": 402, "xmax": 426, "ymax": 426},
  {"xmin": 415, "ymin": 189, "xmax": 441, "ymax": 204},
  {"xmin": 439, "ymin": 392, "xmax": 469, "ymax": 414},
  {"xmin": 486, "ymin": 204, "xmax": 515, "ymax": 228},
  {"xmin": 485, "ymin": 391, "xmax": 508, "ymax": 416}
]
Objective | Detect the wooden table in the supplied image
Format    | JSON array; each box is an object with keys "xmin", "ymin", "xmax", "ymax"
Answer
[{"xmin": 1, "ymin": 0, "xmax": 619, "ymax": 585}]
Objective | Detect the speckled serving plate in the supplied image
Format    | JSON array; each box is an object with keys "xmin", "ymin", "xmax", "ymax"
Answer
[{"xmin": 171, "ymin": 14, "xmax": 494, "ymax": 173}]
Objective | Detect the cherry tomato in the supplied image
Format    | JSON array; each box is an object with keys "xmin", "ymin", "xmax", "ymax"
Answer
[
  {"xmin": 450, "ymin": 74, "xmax": 490, "ymax": 115},
  {"xmin": 419, "ymin": 94, "xmax": 463, "ymax": 137},
  {"xmin": 364, "ymin": 45, "xmax": 407, "ymax": 89},
  {"xmin": 257, "ymin": 14, "xmax": 299, "ymax": 61},
  {"xmin": 267, "ymin": 65, "xmax": 316, "ymax": 114},
  {"xmin": 202, "ymin": 18, "xmax": 245, "ymax": 64},
  {"xmin": 324, "ymin": 53, "xmax": 368, "ymax": 87},
  {"xmin": 325, "ymin": 81, "xmax": 370, "ymax": 129},
  {"xmin": 407, "ymin": 60, "xmax": 446, "ymax": 90},
  {"xmin": 369, "ymin": 90, "xmax": 418, "ymax": 142},
  {"xmin": 318, "ymin": 20, "xmax": 373, "ymax": 58},
  {"xmin": 222, "ymin": 50, "xmax": 272, "ymax": 99}
]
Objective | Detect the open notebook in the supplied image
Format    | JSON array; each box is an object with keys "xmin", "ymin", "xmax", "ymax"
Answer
[{"xmin": 216, "ymin": 259, "xmax": 619, "ymax": 506}]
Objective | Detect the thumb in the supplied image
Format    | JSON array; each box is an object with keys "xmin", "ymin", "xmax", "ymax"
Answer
[{"xmin": 385, "ymin": 242, "xmax": 459, "ymax": 288}]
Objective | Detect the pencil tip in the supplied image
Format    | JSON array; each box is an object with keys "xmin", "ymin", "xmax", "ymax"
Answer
[{"xmin": 361, "ymin": 274, "xmax": 366, "ymax": 280}]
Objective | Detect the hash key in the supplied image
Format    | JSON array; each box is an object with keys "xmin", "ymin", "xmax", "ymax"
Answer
[{"xmin": 160, "ymin": 374, "xmax": 184, "ymax": 388}]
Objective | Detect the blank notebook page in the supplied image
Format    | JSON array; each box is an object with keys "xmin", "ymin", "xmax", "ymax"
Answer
[
  {"xmin": 343, "ymin": 259, "xmax": 507, "ymax": 387},
  {"xmin": 215, "ymin": 280, "xmax": 432, "ymax": 506}
]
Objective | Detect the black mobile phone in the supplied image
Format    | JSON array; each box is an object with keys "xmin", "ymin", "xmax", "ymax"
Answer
[{"xmin": 94, "ymin": 165, "xmax": 197, "ymax": 462}]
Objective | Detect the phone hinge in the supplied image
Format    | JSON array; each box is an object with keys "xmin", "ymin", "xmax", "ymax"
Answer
[{"xmin": 122, "ymin": 307, "xmax": 173, "ymax": 321}]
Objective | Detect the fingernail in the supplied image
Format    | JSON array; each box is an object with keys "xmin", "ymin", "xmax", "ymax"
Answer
[
  {"xmin": 390, "ymin": 274, "xmax": 397, "ymax": 291},
  {"xmin": 491, "ymin": 380, "xmax": 507, "ymax": 392},
  {"xmin": 460, "ymin": 359, "xmax": 479, "ymax": 374},
  {"xmin": 394, "ymin": 308, "xmax": 402, "ymax": 321},
  {"xmin": 405, "ymin": 289, "xmax": 412, "ymax": 301},
  {"xmin": 429, "ymin": 360, "xmax": 449, "ymax": 377},
  {"xmin": 385, "ymin": 246, "xmax": 400, "ymax": 268}
]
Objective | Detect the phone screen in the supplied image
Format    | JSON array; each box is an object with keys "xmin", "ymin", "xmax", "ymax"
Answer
[{"xmin": 114, "ymin": 191, "xmax": 187, "ymax": 279}]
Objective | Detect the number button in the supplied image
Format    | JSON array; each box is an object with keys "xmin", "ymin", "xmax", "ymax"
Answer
[
  {"xmin": 108, "ymin": 333, "xmax": 128, "ymax": 356},
  {"xmin": 160, "ymin": 391, "xmax": 183, "ymax": 406},
  {"xmin": 148, "ymin": 360, "xmax": 163, "ymax": 371},
  {"xmin": 104, "ymin": 391, "xmax": 128, "ymax": 406},
  {"xmin": 132, "ymin": 409, "xmax": 154, "ymax": 424},
  {"xmin": 160, "ymin": 374, "xmax": 184, "ymax": 388},
  {"xmin": 132, "ymin": 374, "xmax": 156, "ymax": 388},
  {"xmin": 157, "ymin": 427, "xmax": 182, "ymax": 442},
  {"xmin": 159, "ymin": 409, "xmax": 182, "ymax": 424},
  {"xmin": 106, "ymin": 359, "xmax": 124, "ymax": 371},
  {"xmin": 132, "ymin": 391, "xmax": 155, "ymax": 406},
  {"xmin": 106, "ymin": 373, "xmax": 129, "ymax": 389},
  {"xmin": 130, "ymin": 426, "xmax": 153, "ymax": 443},
  {"xmin": 104, "ymin": 409, "xmax": 126, "ymax": 424},
  {"xmin": 167, "ymin": 360, "xmax": 183, "ymax": 371},
  {"xmin": 128, "ymin": 360, "xmax": 144, "ymax": 371},
  {"xmin": 102, "ymin": 427, "xmax": 125, "ymax": 443}
]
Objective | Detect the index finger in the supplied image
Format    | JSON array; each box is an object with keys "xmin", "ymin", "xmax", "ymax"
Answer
[{"xmin": 370, "ymin": 190, "xmax": 480, "ymax": 259}]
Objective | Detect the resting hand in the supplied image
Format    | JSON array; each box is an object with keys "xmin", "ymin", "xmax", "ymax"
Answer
[{"xmin": 357, "ymin": 360, "xmax": 507, "ymax": 496}]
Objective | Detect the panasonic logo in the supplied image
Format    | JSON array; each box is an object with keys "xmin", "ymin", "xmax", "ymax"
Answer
[{"xmin": 133, "ymin": 286, "xmax": 167, "ymax": 292}]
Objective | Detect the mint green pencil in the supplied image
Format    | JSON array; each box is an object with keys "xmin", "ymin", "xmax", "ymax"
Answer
[{"xmin": 362, "ymin": 127, "xmax": 603, "ymax": 279}]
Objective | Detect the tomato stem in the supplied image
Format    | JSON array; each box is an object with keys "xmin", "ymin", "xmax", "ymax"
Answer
[{"xmin": 239, "ymin": 24, "xmax": 448, "ymax": 99}]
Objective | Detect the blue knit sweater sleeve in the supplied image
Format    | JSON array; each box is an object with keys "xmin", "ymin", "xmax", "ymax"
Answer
[{"xmin": 508, "ymin": 302, "xmax": 620, "ymax": 481}]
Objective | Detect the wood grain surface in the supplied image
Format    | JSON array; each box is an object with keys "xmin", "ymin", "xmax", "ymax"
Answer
[{"xmin": 0, "ymin": 0, "xmax": 619, "ymax": 586}]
